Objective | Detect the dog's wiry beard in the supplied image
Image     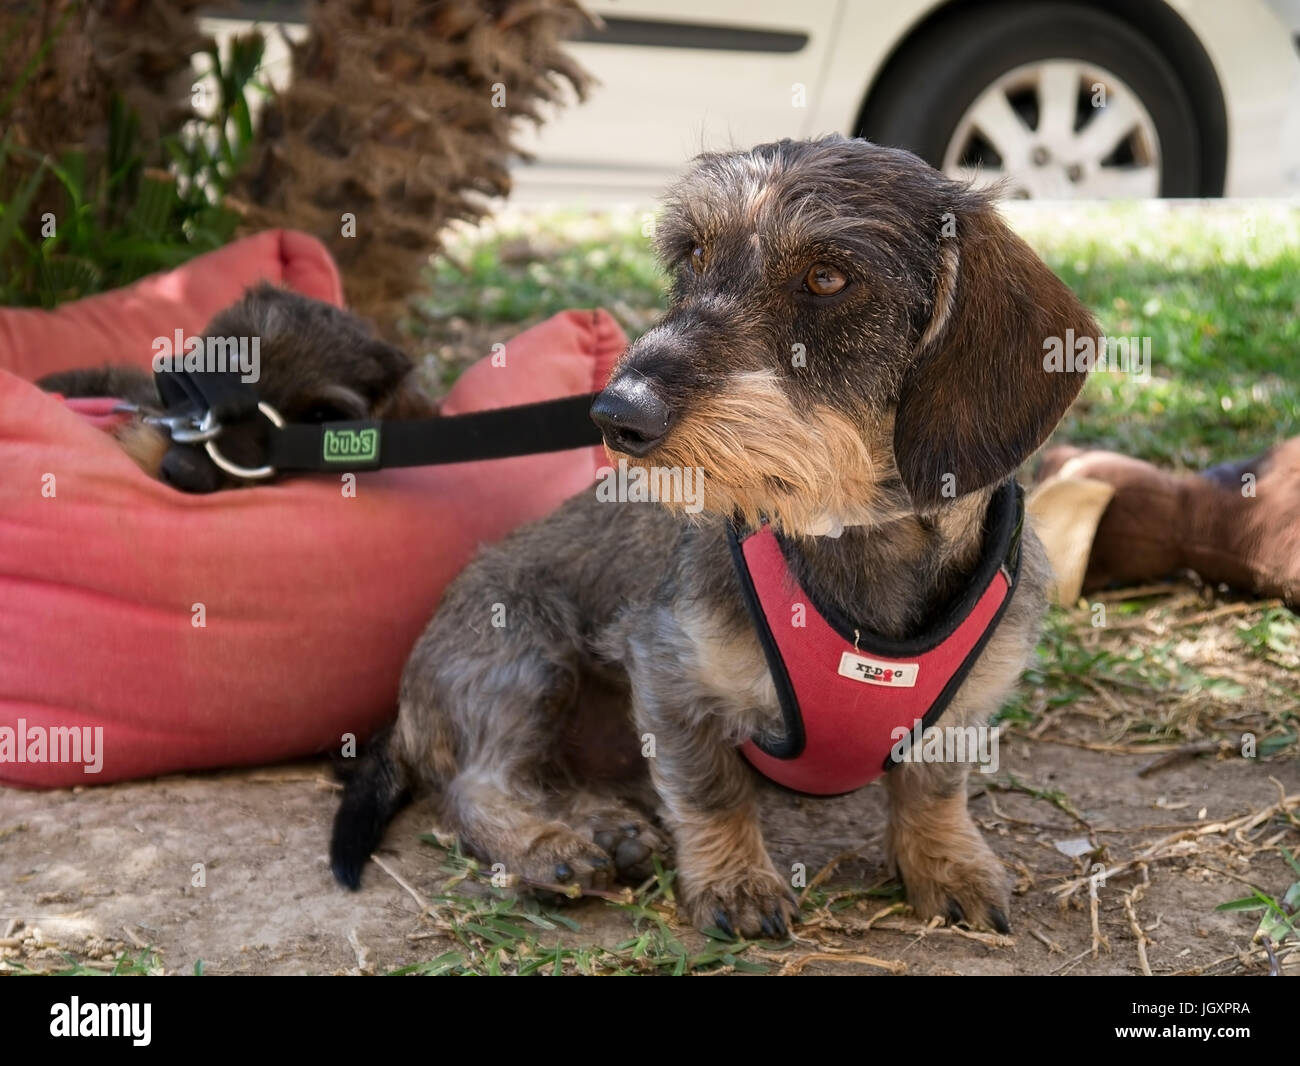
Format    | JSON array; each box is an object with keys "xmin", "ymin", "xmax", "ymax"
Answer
[{"xmin": 613, "ymin": 371, "xmax": 888, "ymax": 535}]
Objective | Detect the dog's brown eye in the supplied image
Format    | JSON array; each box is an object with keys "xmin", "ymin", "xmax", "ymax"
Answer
[
  {"xmin": 804, "ymin": 264, "xmax": 847, "ymax": 296},
  {"xmin": 690, "ymin": 246, "xmax": 707, "ymax": 274}
]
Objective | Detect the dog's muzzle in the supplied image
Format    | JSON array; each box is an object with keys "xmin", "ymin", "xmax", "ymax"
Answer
[{"xmin": 590, "ymin": 376, "xmax": 672, "ymax": 457}]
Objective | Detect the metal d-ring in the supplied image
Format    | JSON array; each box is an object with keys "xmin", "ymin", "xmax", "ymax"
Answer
[{"xmin": 202, "ymin": 402, "xmax": 285, "ymax": 481}]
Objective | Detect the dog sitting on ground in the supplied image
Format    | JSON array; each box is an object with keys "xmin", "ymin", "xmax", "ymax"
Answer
[
  {"xmin": 331, "ymin": 136, "xmax": 1095, "ymax": 937},
  {"xmin": 38, "ymin": 284, "xmax": 433, "ymax": 491}
]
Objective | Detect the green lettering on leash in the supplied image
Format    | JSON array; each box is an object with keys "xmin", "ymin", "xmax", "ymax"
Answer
[{"xmin": 323, "ymin": 427, "xmax": 379, "ymax": 464}]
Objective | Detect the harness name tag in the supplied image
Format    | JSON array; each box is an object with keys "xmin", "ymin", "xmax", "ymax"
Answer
[{"xmin": 837, "ymin": 651, "xmax": 919, "ymax": 688}]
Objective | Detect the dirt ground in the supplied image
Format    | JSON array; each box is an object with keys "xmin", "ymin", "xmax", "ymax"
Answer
[{"xmin": 2, "ymin": 721, "xmax": 1296, "ymax": 976}]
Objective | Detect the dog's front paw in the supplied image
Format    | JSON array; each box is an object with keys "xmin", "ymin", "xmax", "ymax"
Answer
[
  {"xmin": 893, "ymin": 833, "xmax": 1011, "ymax": 933},
  {"xmin": 683, "ymin": 867, "xmax": 800, "ymax": 940}
]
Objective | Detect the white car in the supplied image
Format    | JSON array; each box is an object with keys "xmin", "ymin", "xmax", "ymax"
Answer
[{"xmin": 511, "ymin": 0, "xmax": 1300, "ymax": 202}]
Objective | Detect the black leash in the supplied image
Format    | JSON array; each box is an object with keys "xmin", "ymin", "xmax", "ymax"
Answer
[
  {"xmin": 268, "ymin": 392, "xmax": 605, "ymax": 473},
  {"xmin": 140, "ymin": 369, "xmax": 604, "ymax": 491}
]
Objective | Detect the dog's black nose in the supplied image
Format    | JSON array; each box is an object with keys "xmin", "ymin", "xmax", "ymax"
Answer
[{"xmin": 590, "ymin": 377, "xmax": 672, "ymax": 457}]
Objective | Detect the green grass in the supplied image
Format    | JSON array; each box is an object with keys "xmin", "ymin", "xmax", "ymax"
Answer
[
  {"xmin": 1016, "ymin": 606, "xmax": 1244, "ymax": 709},
  {"xmin": 417, "ymin": 210, "xmax": 664, "ymax": 329},
  {"xmin": 381, "ymin": 842, "xmax": 901, "ymax": 975},
  {"xmin": 1217, "ymin": 847, "xmax": 1300, "ymax": 974},
  {"xmin": 418, "ymin": 202, "xmax": 1300, "ymax": 466},
  {"xmin": 996, "ymin": 598, "xmax": 1300, "ymax": 753},
  {"xmin": 390, "ymin": 838, "xmax": 785, "ymax": 975},
  {"xmin": 1014, "ymin": 203, "xmax": 1300, "ymax": 466},
  {"xmin": 1236, "ymin": 605, "xmax": 1300, "ymax": 664}
]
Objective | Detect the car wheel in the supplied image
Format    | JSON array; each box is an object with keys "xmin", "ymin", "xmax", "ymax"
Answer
[{"xmin": 858, "ymin": 2, "xmax": 1202, "ymax": 198}]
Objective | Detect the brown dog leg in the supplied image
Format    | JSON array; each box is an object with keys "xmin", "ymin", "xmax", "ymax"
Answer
[
  {"xmin": 886, "ymin": 759, "xmax": 1011, "ymax": 933},
  {"xmin": 631, "ymin": 686, "xmax": 798, "ymax": 938}
]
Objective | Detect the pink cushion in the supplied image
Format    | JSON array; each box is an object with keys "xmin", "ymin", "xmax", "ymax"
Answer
[
  {"xmin": 0, "ymin": 229, "xmax": 345, "ymax": 381},
  {"xmin": 0, "ymin": 235, "xmax": 624, "ymax": 787}
]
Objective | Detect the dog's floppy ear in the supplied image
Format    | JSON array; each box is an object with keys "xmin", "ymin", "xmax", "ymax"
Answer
[{"xmin": 893, "ymin": 204, "xmax": 1096, "ymax": 506}]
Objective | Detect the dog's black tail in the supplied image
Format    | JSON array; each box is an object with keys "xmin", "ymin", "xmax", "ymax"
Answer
[{"xmin": 330, "ymin": 725, "xmax": 412, "ymax": 889}]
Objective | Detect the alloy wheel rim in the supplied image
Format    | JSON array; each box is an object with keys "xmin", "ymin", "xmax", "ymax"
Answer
[{"xmin": 941, "ymin": 59, "xmax": 1162, "ymax": 199}]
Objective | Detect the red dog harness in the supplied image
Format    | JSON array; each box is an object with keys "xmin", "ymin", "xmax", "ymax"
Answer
[{"xmin": 728, "ymin": 482, "xmax": 1023, "ymax": 795}]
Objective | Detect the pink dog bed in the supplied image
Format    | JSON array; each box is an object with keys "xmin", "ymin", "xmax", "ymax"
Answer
[{"xmin": 0, "ymin": 231, "xmax": 624, "ymax": 787}]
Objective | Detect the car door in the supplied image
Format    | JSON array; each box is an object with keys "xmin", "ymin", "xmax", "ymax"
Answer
[{"xmin": 512, "ymin": 1, "xmax": 843, "ymax": 197}]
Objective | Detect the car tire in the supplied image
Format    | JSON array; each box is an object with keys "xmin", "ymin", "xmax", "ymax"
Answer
[{"xmin": 858, "ymin": 1, "xmax": 1202, "ymax": 197}]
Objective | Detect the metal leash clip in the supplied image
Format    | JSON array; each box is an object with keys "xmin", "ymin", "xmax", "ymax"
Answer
[
  {"xmin": 116, "ymin": 400, "xmax": 286, "ymax": 481},
  {"xmin": 139, "ymin": 409, "xmax": 226, "ymax": 445}
]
